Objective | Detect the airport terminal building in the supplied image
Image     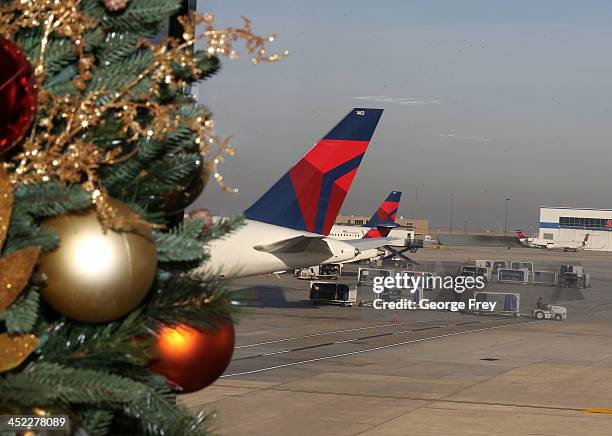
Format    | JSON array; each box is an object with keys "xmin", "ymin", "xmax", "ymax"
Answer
[{"xmin": 540, "ymin": 207, "xmax": 612, "ymax": 251}]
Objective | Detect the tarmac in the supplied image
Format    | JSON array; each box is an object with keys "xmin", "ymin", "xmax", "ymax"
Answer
[{"xmin": 181, "ymin": 246, "xmax": 612, "ymax": 435}]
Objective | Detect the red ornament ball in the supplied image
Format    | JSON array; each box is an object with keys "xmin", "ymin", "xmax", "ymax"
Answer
[
  {"xmin": 150, "ymin": 320, "xmax": 235, "ymax": 393},
  {"xmin": 0, "ymin": 36, "xmax": 37, "ymax": 155}
]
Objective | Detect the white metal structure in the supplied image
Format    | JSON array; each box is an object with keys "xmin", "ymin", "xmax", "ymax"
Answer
[{"xmin": 534, "ymin": 206, "xmax": 612, "ymax": 251}]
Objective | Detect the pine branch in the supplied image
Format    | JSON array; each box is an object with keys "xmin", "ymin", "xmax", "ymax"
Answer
[
  {"xmin": 95, "ymin": 32, "xmax": 141, "ymax": 65},
  {"xmin": 3, "ymin": 217, "xmax": 58, "ymax": 255},
  {"xmin": 79, "ymin": 409, "xmax": 114, "ymax": 436},
  {"xmin": 0, "ymin": 362, "xmax": 209, "ymax": 435},
  {"xmin": 0, "ymin": 287, "xmax": 40, "ymax": 333},
  {"xmin": 102, "ymin": 158, "xmax": 145, "ymax": 194},
  {"xmin": 40, "ymin": 310, "xmax": 151, "ymax": 371},
  {"xmin": 143, "ymin": 153, "xmax": 203, "ymax": 187},
  {"xmin": 143, "ymin": 273, "xmax": 238, "ymax": 330},
  {"xmin": 201, "ymin": 215, "xmax": 244, "ymax": 245},
  {"xmin": 83, "ymin": 0, "xmax": 181, "ymax": 33},
  {"xmin": 154, "ymin": 218, "xmax": 207, "ymax": 263},
  {"xmin": 13, "ymin": 182, "xmax": 92, "ymax": 217},
  {"xmin": 46, "ymin": 64, "xmax": 79, "ymax": 95},
  {"xmin": 87, "ymin": 50, "xmax": 154, "ymax": 100},
  {"xmin": 45, "ymin": 37, "xmax": 78, "ymax": 75},
  {"xmin": 1, "ymin": 182, "xmax": 90, "ymax": 254}
]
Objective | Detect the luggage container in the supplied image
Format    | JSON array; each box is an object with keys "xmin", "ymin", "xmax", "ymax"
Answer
[
  {"xmin": 473, "ymin": 291, "xmax": 520, "ymax": 317},
  {"xmin": 310, "ymin": 282, "xmax": 356, "ymax": 306},
  {"xmin": 559, "ymin": 265, "xmax": 590, "ymax": 288},
  {"xmin": 460, "ymin": 265, "xmax": 491, "ymax": 282},
  {"xmin": 510, "ymin": 261, "xmax": 534, "ymax": 272},
  {"xmin": 296, "ymin": 264, "xmax": 342, "ymax": 280},
  {"xmin": 400, "ymin": 270, "xmax": 436, "ymax": 291},
  {"xmin": 358, "ymin": 267, "xmax": 392, "ymax": 285},
  {"xmin": 532, "ymin": 271, "xmax": 557, "ymax": 285},
  {"xmin": 475, "ymin": 260, "xmax": 493, "ymax": 270},
  {"xmin": 492, "ymin": 260, "xmax": 509, "ymax": 272},
  {"xmin": 497, "ymin": 268, "xmax": 529, "ymax": 284}
]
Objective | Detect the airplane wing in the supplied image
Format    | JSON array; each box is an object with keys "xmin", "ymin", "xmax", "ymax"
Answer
[
  {"xmin": 343, "ymin": 237, "xmax": 399, "ymax": 252},
  {"xmin": 253, "ymin": 235, "xmax": 331, "ymax": 254}
]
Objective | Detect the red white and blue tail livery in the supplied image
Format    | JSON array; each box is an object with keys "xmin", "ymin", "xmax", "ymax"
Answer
[
  {"xmin": 199, "ymin": 108, "xmax": 386, "ymax": 278},
  {"xmin": 363, "ymin": 191, "xmax": 402, "ymax": 238},
  {"xmin": 244, "ymin": 108, "xmax": 384, "ymax": 236}
]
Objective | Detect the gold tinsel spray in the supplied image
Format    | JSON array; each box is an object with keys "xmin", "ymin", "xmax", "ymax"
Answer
[{"xmin": 0, "ymin": 1, "xmax": 288, "ymax": 231}]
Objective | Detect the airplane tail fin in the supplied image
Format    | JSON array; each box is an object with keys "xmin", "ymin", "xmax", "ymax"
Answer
[
  {"xmin": 244, "ymin": 108, "xmax": 384, "ymax": 235},
  {"xmin": 365, "ymin": 191, "xmax": 402, "ymax": 227},
  {"xmin": 363, "ymin": 223, "xmax": 397, "ymax": 238},
  {"xmin": 362, "ymin": 190, "xmax": 402, "ymax": 238},
  {"xmin": 516, "ymin": 230, "xmax": 527, "ymax": 239}
]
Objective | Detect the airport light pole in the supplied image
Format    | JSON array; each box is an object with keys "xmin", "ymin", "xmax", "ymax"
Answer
[
  {"xmin": 415, "ymin": 185, "xmax": 419, "ymax": 219},
  {"xmin": 464, "ymin": 220, "xmax": 468, "ymax": 234},
  {"xmin": 504, "ymin": 198, "xmax": 510, "ymax": 236},
  {"xmin": 449, "ymin": 192, "xmax": 454, "ymax": 234}
]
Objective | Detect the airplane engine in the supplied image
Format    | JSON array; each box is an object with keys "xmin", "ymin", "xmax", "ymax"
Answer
[{"xmin": 323, "ymin": 238, "xmax": 361, "ymax": 263}]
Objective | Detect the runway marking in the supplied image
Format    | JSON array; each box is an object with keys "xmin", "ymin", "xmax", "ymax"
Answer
[
  {"xmin": 567, "ymin": 303, "xmax": 612, "ymax": 313},
  {"xmin": 234, "ymin": 321, "xmax": 494, "ymax": 361},
  {"xmin": 261, "ymin": 350, "xmax": 291, "ymax": 357},
  {"xmin": 584, "ymin": 408, "xmax": 612, "ymax": 415},
  {"xmin": 455, "ymin": 320, "xmax": 481, "ymax": 326},
  {"xmin": 585, "ymin": 309, "xmax": 612, "ymax": 316},
  {"xmin": 353, "ymin": 332, "xmax": 396, "ymax": 341},
  {"xmin": 222, "ymin": 320, "xmax": 537, "ymax": 377},
  {"xmin": 235, "ymin": 316, "xmax": 461, "ymax": 349},
  {"xmin": 412, "ymin": 326, "xmax": 442, "ymax": 332},
  {"xmin": 564, "ymin": 296, "xmax": 612, "ymax": 305}
]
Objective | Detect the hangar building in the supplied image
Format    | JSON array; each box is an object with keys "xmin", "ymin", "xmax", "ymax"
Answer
[{"xmin": 539, "ymin": 206, "xmax": 612, "ymax": 251}]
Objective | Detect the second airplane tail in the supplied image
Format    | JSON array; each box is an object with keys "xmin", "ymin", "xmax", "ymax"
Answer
[
  {"xmin": 365, "ymin": 191, "xmax": 402, "ymax": 227},
  {"xmin": 363, "ymin": 190, "xmax": 402, "ymax": 238}
]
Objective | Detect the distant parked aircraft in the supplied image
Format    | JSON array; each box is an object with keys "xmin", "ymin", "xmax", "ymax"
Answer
[{"xmin": 516, "ymin": 230, "xmax": 589, "ymax": 252}]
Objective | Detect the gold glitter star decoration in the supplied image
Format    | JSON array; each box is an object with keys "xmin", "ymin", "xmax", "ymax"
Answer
[
  {"xmin": 0, "ymin": 1, "xmax": 288, "ymax": 229},
  {"xmin": 0, "ymin": 166, "xmax": 40, "ymax": 374}
]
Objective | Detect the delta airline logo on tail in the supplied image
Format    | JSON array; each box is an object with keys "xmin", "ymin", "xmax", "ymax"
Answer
[
  {"xmin": 364, "ymin": 191, "xmax": 402, "ymax": 238},
  {"xmin": 244, "ymin": 108, "xmax": 384, "ymax": 235},
  {"xmin": 366, "ymin": 191, "xmax": 401, "ymax": 227}
]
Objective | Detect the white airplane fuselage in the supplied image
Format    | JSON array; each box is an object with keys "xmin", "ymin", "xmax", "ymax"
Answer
[
  {"xmin": 203, "ymin": 219, "xmax": 360, "ymax": 277},
  {"xmin": 518, "ymin": 237, "xmax": 550, "ymax": 249},
  {"xmin": 328, "ymin": 224, "xmax": 370, "ymax": 240},
  {"xmin": 328, "ymin": 224, "xmax": 397, "ymax": 263},
  {"xmin": 545, "ymin": 241, "xmax": 586, "ymax": 251},
  {"xmin": 519, "ymin": 237, "xmax": 587, "ymax": 251}
]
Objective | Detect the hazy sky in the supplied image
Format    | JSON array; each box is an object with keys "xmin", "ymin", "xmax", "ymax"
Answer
[{"xmin": 193, "ymin": 1, "xmax": 612, "ymax": 232}]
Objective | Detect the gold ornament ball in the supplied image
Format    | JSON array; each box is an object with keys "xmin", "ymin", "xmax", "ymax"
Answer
[{"xmin": 38, "ymin": 199, "xmax": 157, "ymax": 323}]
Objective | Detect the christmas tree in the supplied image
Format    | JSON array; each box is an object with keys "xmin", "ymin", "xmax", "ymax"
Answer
[{"xmin": 0, "ymin": 1, "xmax": 285, "ymax": 434}]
